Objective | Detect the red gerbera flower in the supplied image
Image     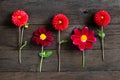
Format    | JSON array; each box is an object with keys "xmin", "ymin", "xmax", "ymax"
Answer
[
  {"xmin": 71, "ymin": 27, "xmax": 96, "ymax": 51},
  {"xmin": 94, "ymin": 10, "xmax": 110, "ymax": 26},
  {"xmin": 32, "ymin": 27, "xmax": 54, "ymax": 46},
  {"xmin": 12, "ymin": 10, "xmax": 28, "ymax": 27},
  {"xmin": 52, "ymin": 14, "xmax": 69, "ymax": 31}
]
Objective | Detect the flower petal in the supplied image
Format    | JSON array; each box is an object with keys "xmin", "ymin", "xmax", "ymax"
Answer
[
  {"xmin": 33, "ymin": 29, "xmax": 39, "ymax": 37},
  {"xmin": 78, "ymin": 42, "xmax": 86, "ymax": 51},
  {"xmin": 73, "ymin": 39, "xmax": 81, "ymax": 45},
  {"xmin": 38, "ymin": 27, "xmax": 47, "ymax": 33},
  {"xmin": 71, "ymin": 35, "xmax": 80, "ymax": 40},
  {"xmin": 82, "ymin": 27, "xmax": 89, "ymax": 35},
  {"xmin": 86, "ymin": 42, "xmax": 93, "ymax": 50},
  {"xmin": 46, "ymin": 36, "xmax": 54, "ymax": 41},
  {"xmin": 74, "ymin": 28, "xmax": 81, "ymax": 35},
  {"xmin": 43, "ymin": 41, "xmax": 52, "ymax": 46},
  {"xmin": 32, "ymin": 37, "xmax": 41, "ymax": 45},
  {"xmin": 46, "ymin": 31, "xmax": 52, "ymax": 36},
  {"xmin": 87, "ymin": 35, "xmax": 96, "ymax": 42}
]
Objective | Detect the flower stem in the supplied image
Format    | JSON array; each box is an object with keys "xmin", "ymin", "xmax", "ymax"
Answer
[
  {"xmin": 18, "ymin": 27, "xmax": 21, "ymax": 47},
  {"xmin": 58, "ymin": 30, "xmax": 61, "ymax": 72},
  {"xmin": 101, "ymin": 27, "xmax": 105, "ymax": 61},
  {"xmin": 82, "ymin": 50, "xmax": 85, "ymax": 67},
  {"xmin": 21, "ymin": 27, "xmax": 24, "ymax": 45},
  {"xmin": 39, "ymin": 46, "xmax": 44, "ymax": 72},
  {"xmin": 18, "ymin": 27, "xmax": 21, "ymax": 64},
  {"xmin": 18, "ymin": 27, "xmax": 25, "ymax": 64},
  {"xmin": 18, "ymin": 41, "xmax": 27, "ymax": 64},
  {"xmin": 19, "ymin": 48, "xmax": 22, "ymax": 64}
]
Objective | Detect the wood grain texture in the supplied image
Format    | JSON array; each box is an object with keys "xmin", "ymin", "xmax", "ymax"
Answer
[
  {"xmin": 0, "ymin": 71, "xmax": 120, "ymax": 80},
  {"xmin": 0, "ymin": 49, "xmax": 120, "ymax": 72},
  {"xmin": 0, "ymin": 0, "xmax": 120, "ymax": 79},
  {"xmin": 0, "ymin": 0, "xmax": 120, "ymax": 25}
]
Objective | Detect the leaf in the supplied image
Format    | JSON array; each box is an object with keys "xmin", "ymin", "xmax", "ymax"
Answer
[
  {"xmin": 60, "ymin": 40, "xmax": 69, "ymax": 44},
  {"xmin": 97, "ymin": 30, "xmax": 105, "ymax": 38},
  {"xmin": 39, "ymin": 51, "xmax": 52, "ymax": 58},
  {"xmin": 39, "ymin": 51, "xmax": 45, "ymax": 57}
]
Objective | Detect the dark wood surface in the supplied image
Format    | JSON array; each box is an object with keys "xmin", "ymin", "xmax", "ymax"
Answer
[
  {"xmin": 0, "ymin": 0, "xmax": 120, "ymax": 80},
  {"xmin": 0, "ymin": 71, "xmax": 120, "ymax": 80}
]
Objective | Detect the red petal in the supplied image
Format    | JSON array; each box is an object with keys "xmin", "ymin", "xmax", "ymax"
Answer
[
  {"xmin": 78, "ymin": 42, "xmax": 86, "ymax": 51},
  {"xmin": 74, "ymin": 28, "xmax": 81, "ymax": 35},
  {"xmin": 73, "ymin": 39, "xmax": 81, "ymax": 45},
  {"xmin": 89, "ymin": 31, "xmax": 94, "ymax": 36},
  {"xmin": 86, "ymin": 42, "xmax": 93, "ymax": 50},
  {"xmin": 46, "ymin": 36, "xmax": 54, "ymax": 41},
  {"xmin": 43, "ymin": 41, "xmax": 51, "ymax": 46},
  {"xmin": 71, "ymin": 35, "xmax": 80, "ymax": 40},
  {"xmin": 32, "ymin": 37, "xmax": 41, "ymax": 45},
  {"xmin": 82, "ymin": 27, "xmax": 89, "ymax": 35},
  {"xmin": 33, "ymin": 29, "xmax": 39, "ymax": 37},
  {"xmin": 46, "ymin": 31, "xmax": 52, "ymax": 36},
  {"xmin": 38, "ymin": 27, "xmax": 47, "ymax": 33},
  {"xmin": 87, "ymin": 35, "xmax": 96, "ymax": 42}
]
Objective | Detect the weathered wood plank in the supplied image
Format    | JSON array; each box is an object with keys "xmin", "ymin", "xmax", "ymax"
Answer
[
  {"xmin": 0, "ymin": 49, "xmax": 120, "ymax": 72},
  {"xmin": 0, "ymin": 1, "xmax": 120, "ymax": 78},
  {"xmin": 0, "ymin": 25, "xmax": 120, "ymax": 50},
  {"xmin": 0, "ymin": 0, "xmax": 120, "ymax": 25},
  {"xmin": 0, "ymin": 71, "xmax": 120, "ymax": 80}
]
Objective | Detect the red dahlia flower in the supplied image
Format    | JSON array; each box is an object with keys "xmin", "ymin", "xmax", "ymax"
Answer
[
  {"xmin": 52, "ymin": 14, "xmax": 69, "ymax": 31},
  {"xmin": 32, "ymin": 27, "xmax": 54, "ymax": 46},
  {"xmin": 94, "ymin": 10, "xmax": 110, "ymax": 26},
  {"xmin": 52, "ymin": 13, "xmax": 69, "ymax": 72},
  {"xmin": 71, "ymin": 27, "xmax": 96, "ymax": 51},
  {"xmin": 94, "ymin": 10, "xmax": 111, "ymax": 61},
  {"xmin": 12, "ymin": 10, "xmax": 28, "ymax": 27},
  {"xmin": 12, "ymin": 10, "xmax": 29, "ymax": 64}
]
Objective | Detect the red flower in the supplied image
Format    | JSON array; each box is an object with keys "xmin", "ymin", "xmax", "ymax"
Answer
[
  {"xmin": 71, "ymin": 27, "xmax": 96, "ymax": 51},
  {"xmin": 52, "ymin": 14, "xmax": 69, "ymax": 31},
  {"xmin": 94, "ymin": 10, "xmax": 111, "ymax": 26},
  {"xmin": 32, "ymin": 27, "xmax": 54, "ymax": 46},
  {"xmin": 12, "ymin": 10, "xmax": 28, "ymax": 27}
]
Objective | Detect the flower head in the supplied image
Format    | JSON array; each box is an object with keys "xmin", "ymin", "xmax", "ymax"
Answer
[
  {"xmin": 94, "ymin": 10, "xmax": 111, "ymax": 26},
  {"xmin": 12, "ymin": 10, "xmax": 28, "ymax": 27},
  {"xmin": 71, "ymin": 27, "xmax": 96, "ymax": 51},
  {"xmin": 52, "ymin": 14, "xmax": 69, "ymax": 31},
  {"xmin": 32, "ymin": 27, "xmax": 54, "ymax": 46}
]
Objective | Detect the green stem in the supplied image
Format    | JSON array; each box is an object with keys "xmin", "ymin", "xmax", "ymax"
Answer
[
  {"xmin": 18, "ymin": 41, "xmax": 27, "ymax": 64},
  {"xmin": 18, "ymin": 27, "xmax": 21, "ymax": 47},
  {"xmin": 39, "ymin": 46, "xmax": 44, "ymax": 72},
  {"xmin": 20, "ymin": 27, "xmax": 24, "ymax": 45},
  {"xmin": 101, "ymin": 27, "xmax": 105, "ymax": 61},
  {"xmin": 82, "ymin": 50, "xmax": 85, "ymax": 67},
  {"xmin": 58, "ymin": 30, "xmax": 61, "ymax": 72},
  {"xmin": 18, "ymin": 27, "xmax": 21, "ymax": 64},
  {"xmin": 18, "ymin": 48, "xmax": 22, "ymax": 64}
]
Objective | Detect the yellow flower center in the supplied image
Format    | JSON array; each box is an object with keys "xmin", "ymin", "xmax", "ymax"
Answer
[
  {"xmin": 101, "ymin": 16, "xmax": 104, "ymax": 19},
  {"xmin": 40, "ymin": 34, "xmax": 47, "ymax": 40},
  {"xmin": 18, "ymin": 15, "xmax": 22, "ymax": 19},
  {"xmin": 81, "ymin": 35, "xmax": 87, "ymax": 42},
  {"xmin": 59, "ymin": 20, "xmax": 62, "ymax": 24}
]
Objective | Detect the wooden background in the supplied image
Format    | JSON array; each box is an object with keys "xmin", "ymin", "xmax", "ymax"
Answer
[{"xmin": 0, "ymin": 0, "xmax": 120, "ymax": 80}]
